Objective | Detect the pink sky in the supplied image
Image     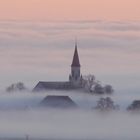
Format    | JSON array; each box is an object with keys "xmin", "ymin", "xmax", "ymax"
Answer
[{"xmin": 0, "ymin": 0, "xmax": 140, "ymax": 21}]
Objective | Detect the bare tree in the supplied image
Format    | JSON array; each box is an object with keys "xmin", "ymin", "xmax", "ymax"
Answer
[
  {"xmin": 82, "ymin": 75, "xmax": 96, "ymax": 92},
  {"xmin": 82, "ymin": 75, "xmax": 114, "ymax": 95},
  {"xmin": 104, "ymin": 85, "xmax": 114, "ymax": 94},
  {"xmin": 127, "ymin": 100, "xmax": 140, "ymax": 112},
  {"xmin": 95, "ymin": 97, "xmax": 119, "ymax": 111},
  {"xmin": 94, "ymin": 84, "xmax": 104, "ymax": 94},
  {"xmin": 6, "ymin": 82, "xmax": 28, "ymax": 93}
]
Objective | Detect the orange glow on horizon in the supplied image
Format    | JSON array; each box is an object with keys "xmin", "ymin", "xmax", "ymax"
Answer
[{"xmin": 0, "ymin": 0, "xmax": 139, "ymax": 21}]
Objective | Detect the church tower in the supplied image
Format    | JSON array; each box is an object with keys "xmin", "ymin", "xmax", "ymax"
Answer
[{"xmin": 69, "ymin": 42, "xmax": 82, "ymax": 87}]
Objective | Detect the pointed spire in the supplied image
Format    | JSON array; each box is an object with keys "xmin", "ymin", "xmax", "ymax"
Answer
[
  {"xmin": 71, "ymin": 41, "xmax": 80, "ymax": 67},
  {"xmin": 75, "ymin": 37, "xmax": 77, "ymax": 48}
]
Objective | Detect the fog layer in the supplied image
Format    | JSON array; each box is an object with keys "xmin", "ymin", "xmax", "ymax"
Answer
[
  {"xmin": 0, "ymin": 91, "xmax": 138, "ymax": 139},
  {"xmin": 0, "ymin": 20, "xmax": 139, "ymax": 139},
  {"xmin": 0, "ymin": 107, "xmax": 140, "ymax": 140}
]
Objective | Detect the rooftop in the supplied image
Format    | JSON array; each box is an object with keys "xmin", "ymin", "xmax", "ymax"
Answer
[{"xmin": 40, "ymin": 95, "xmax": 77, "ymax": 109}]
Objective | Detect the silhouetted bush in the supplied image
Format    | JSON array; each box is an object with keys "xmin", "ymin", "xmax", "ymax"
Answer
[
  {"xmin": 95, "ymin": 97, "xmax": 119, "ymax": 111},
  {"xmin": 94, "ymin": 84, "xmax": 104, "ymax": 94},
  {"xmin": 127, "ymin": 100, "xmax": 140, "ymax": 112},
  {"xmin": 6, "ymin": 82, "xmax": 28, "ymax": 93},
  {"xmin": 82, "ymin": 75, "xmax": 114, "ymax": 95}
]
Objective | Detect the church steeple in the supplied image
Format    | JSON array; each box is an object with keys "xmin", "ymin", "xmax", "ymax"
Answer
[
  {"xmin": 69, "ymin": 41, "xmax": 82, "ymax": 87},
  {"xmin": 71, "ymin": 42, "xmax": 80, "ymax": 67}
]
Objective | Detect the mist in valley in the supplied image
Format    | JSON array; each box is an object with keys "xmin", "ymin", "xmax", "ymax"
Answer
[
  {"xmin": 0, "ymin": 90, "xmax": 139, "ymax": 140},
  {"xmin": 0, "ymin": 20, "xmax": 139, "ymax": 139}
]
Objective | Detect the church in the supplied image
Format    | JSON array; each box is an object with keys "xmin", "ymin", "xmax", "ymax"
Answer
[{"xmin": 33, "ymin": 43, "xmax": 83, "ymax": 92}]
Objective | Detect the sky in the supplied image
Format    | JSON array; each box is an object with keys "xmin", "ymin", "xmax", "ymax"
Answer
[
  {"xmin": 0, "ymin": 1, "xmax": 139, "ymax": 93},
  {"xmin": 0, "ymin": 0, "xmax": 140, "ymax": 21},
  {"xmin": 0, "ymin": 20, "xmax": 139, "ymax": 93}
]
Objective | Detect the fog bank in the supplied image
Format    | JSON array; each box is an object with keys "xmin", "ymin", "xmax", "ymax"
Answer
[{"xmin": 0, "ymin": 109, "xmax": 140, "ymax": 140}]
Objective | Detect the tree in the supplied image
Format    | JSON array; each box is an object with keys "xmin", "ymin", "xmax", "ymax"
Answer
[
  {"xmin": 94, "ymin": 84, "xmax": 104, "ymax": 94},
  {"xmin": 82, "ymin": 74, "xmax": 114, "ymax": 95},
  {"xmin": 82, "ymin": 75, "xmax": 96, "ymax": 92},
  {"xmin": 95, "ymin": 97, "xmax": 119, "ymax": 111},
  {"xmin": 6, "ymin": 82, "xmax": 28, "ymax": 93},
  {"xmin": 104, "ymin": 85, "xmax": 114, "ymax": 94},
  {"xmin": 127, "ymin": 100, "xmax": 140, "ymax": 112}
]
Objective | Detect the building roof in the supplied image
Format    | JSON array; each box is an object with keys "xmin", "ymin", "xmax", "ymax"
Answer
[
  {"xmin": 71, "ymin": 45, "xmax": 80, "ymax": 67},
  {"xmin": 40, "ymin": 95, "xmax": 77, "ymax": 109},
  {"xmin": 33, "ymin": 81, "xmax": 73, "ymax": 92}
]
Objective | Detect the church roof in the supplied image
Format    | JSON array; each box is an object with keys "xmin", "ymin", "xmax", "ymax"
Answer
[
  {"xmin": 71, "ymin": 45, "xmax": 80, "ymax": 67},
  {"xmin": 33, "ymin": 81, "xmax": 72, "ymax": 92}
]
